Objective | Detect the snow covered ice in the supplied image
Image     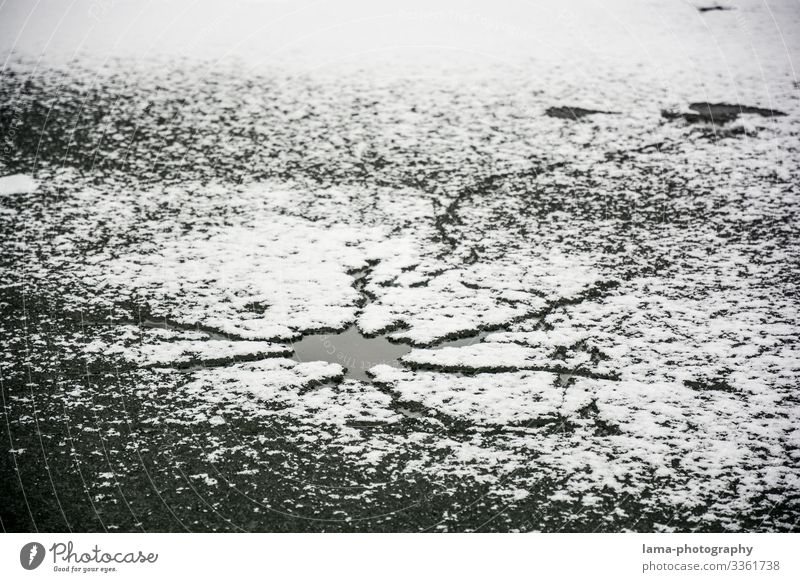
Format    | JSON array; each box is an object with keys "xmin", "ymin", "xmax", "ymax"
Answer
[{"xmin": 0, "ymin": 0, "xmax": 798, "ymax": 532}]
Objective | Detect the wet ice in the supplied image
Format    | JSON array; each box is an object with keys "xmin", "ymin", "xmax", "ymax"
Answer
[{"xmin": 292, "ymin": 326, "xmax": 411, "ymax": 382}]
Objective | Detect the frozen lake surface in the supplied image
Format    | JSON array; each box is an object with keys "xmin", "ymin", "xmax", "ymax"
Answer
[{"xmin": 0, "ymin": 0, "xmax": 798, "ymax": 533}]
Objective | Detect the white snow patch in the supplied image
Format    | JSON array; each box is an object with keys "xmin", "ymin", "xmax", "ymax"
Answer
[
  {"xmin": 371, "ymin": 365, "xmax": 560, "ymax": 425},
  {"xmin": 186, "ymin": 360, "xmax": 400, "ymax": 428},
  {"xmin": 402, "ymin": 342, "xmax": 590, "ymax": 372},
  {"xmin": 0, "ymin": 174, "xmax": 37, "ymax": 196}
]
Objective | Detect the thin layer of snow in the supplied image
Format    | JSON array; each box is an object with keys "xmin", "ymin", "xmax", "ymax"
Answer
[
  {"xmin": 78, "ymin": 202, "xmax": 421, "ymax": 340},
  {"xmin": 85, "ymin": 337, "xmax": 290, "ymax": 366},
  {"xmin": 371, "ymin": 364, "xmax": 561, "ymax": 425},
  {"xmin": 360, "ymin": 253, "xmax": 600, "ymax": 344},
  {"xmin": 401, "ymin": 342, "xmax": 591, "ymax": 372},
  {"xmin": 186, "ymin": 359, "xmax": 399, "ymax": 427}
]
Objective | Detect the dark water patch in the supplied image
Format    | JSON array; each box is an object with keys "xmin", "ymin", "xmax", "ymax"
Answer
[
  {"xmin": 292, "ymin": 325, "xmax": 411, "ymax": 382},
  {"xmin": 291, "ymin": 327, "xmax": 493, "ymax": 382},
  {"xmin": 662, "ymin": 102, "xmax": 786, "ymax": 125},
  {"xmin": 545, "ymin": 106, "xmax": 616, "ymax": 120},
  {"xmin": 690, "ymin": 102, "xmax": 786, "ymax": 121},
  {"xmin": 697, "ymin": 5, "xmax": 733, "ymax": 13}
]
